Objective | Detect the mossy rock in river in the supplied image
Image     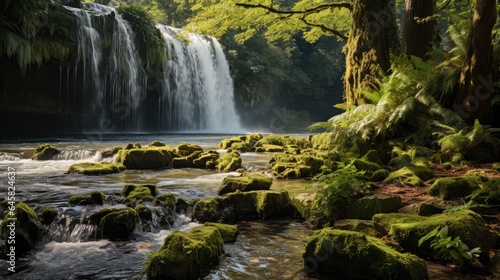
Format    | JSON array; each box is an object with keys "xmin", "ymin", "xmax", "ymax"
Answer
[
  {"xmin": 333, "ymin": 219, "xmax": 388, "ymax": 238},
  {"xmin": 175, "ymin": 142, "xmax": 203, "ymax": 157},
  {"xmin": 123, "ymin": 185, "xmax": 158, "ymax": 200},
  {"xmin": 193, "ymin": 150, "xmax": 220, "ymax": 169},
  {"xmin": 144, "ymin": 225, "xmax": 224, "ymax": 280},
  {"xmin": 172, "ymin": 150, "xmax": 203, "ymax": 168},
  {"xmin": 372, "ymin": 210, "xmax": 499, "ymax": 263},
  {"xmin": 38, "ymin": 205, "xmax": 58, "ymax": 225},
  {"xmin": 303, "ymin": 229, "xmax": 428, "ymax": 279},
  {"xmin": 216, "ymin": 151, "xmax": 242, "ymax": 172},
  {"xmin": 255, "ymin": 135, "xmax": 308, "ymax": 149},
  {"xmin": 270, "ymin": 153, "xmax": 324, "ymax": 179},
  {"xmin": 69, "ymin": 191, "xmax": 105, "ymax": 205},
  {"xmin": 67, "ymin": 162, "xmax": 126, "ymax": 175},
  {"xmin": 87, "ymin": 208, "xmax": 138, "ymax": 239},
  {"xmin": 227, "ymin": 190, "xmax": 295, "ymax": 220},
  {"xmin": 217, "ymin": 134, "xmax": 263, "ymax": 152},
  {"xmin": 116, "ymin": 147, "xmax": 173, "ymax": 169},
  {"xmin": 192, "ymin": 198, "xmax": 220, "ymax": 223},
  {"xmin": 427, "ymin": 177, "xmax": 480, "ymax": 200},
  {"xmin": 203, "ymin": 222, "xmax": 239, "ymax": 243},
  {"xmin": 31, "ymin": 144, "xmax": 60, "ymax": 160},
  {"xmin": 0, "ymin": 203, "xmax": 42, "ymax": 256},
  {"xmin": 218, "ymin": 173, "xmax": 272, "ymax": 195}
]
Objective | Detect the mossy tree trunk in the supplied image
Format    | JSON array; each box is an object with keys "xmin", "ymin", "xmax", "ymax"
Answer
[
  {"xmin": 401, "ymin": 0, "xmax": 436, "ymax": 59},
  {"xmin": 343, "ymin": 0, "xmax": 399, "ymax": 107},
  {"xmin": 454, "ymin": 0, "xmax": 497, "ymax": 125}
]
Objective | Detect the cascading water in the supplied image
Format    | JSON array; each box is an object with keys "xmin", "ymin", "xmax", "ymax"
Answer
[
  {"xmin": 157, "ymin": 25, "xmax": 241, "ymax": 132},
  {"xmin": 62, "ymin": 3, "xmax": 241, "ymax": 133}
]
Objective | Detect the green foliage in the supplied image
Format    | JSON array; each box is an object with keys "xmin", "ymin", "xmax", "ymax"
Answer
[
  {"xmin": 118, "ymin": 3, "xmax": 166, "ymax": 67},
  {"xmin": 313, "ymin": 163, "xmax": 370, "ymax": 221},
  {"xmin": 418, "ymin": 226, "xmax": 481, "ymax": 267}
]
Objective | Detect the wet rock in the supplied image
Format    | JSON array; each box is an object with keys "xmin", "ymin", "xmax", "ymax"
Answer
[
  {"xmin": 116, "ymin": 147, "xmax": 173, "ymax": 169},
  {"xmin": 69, "ymin": 191, "xmax": 105, "ymax": 205},
  {"xmin": 193, "ymin": 150, "xmax": 220, "ymax": 169},
  {"xmin": 38, "ymin": 205, "xmax": 58, "ymax": 225},
  {"xmin": 345, "ymin": 194, "xmax": 403, "ymax": 220},
  {"xmin": 31, "ymin": 144, "xmax": 59, "ymax": 160},
  {"xmin": 427, "ymin": 177, "xmax": 480, "ymax": 200},
  {"xmin": 373, "ymin": 210, "xmax": 499, "ymax": 263},
  {"xmin": 262, "ymin": 144, "xmax": 284, "ymax": 152},
  {"xmin": 68, "ymin": 162, "xmax": 126, "ymax": 175},
  {"xmin": 227, "ymin": 190, "xmax": 295, "ymax": 220},
  {"xmin": 144, "ymin": 225, "xmax": 224, "ymax": 280},
  {"xmin": 291, "ymin": 193, "xmax": 315, "ymax": 219},
  {"xmin": 0, "ymin": 203, "xmax": 42, "ymax": 255},
  {"xmin": 136, "ymin": 204, "xmax": 152, "ymax": 221},
  {"xmin": 175, "ymin": 198, "xmax": 189, "ymax": 213},
  {"xmin": 416, "ymin": 199, "xmax": 459, "ymax": 216},
  {"xmin": 175, "ymin": 142, "xmax": 203, "ymax": 156},
  {"xmin": 101, "ymin": 146, "xmax": 123, "ymax": 158},
  {"xmin": 88, "ymin": 208, "xmax": 138, "ymax": 239},
  {"xmin": 333, "ymin": 219, "xmax": 388, "ymax": 237},
  {"xmin": 203, "ymin": 222, "xmax": 239, "ymax": 243},
  {"xmin": 216, "ymin": 151, "xmax": 242, "ymax": 172},
  {"xmin": 192, "ymin": 198, "xmax": 219, "ymax": 223},
  {"xmin": 218, "ymin": 173, "xmax": 272, "ymax": 195},
  {"xmin": 303, "ymin": 229, "xmax": 428, "ymax": 279},
  {"xmin": 123, "ymin": 184, "xmax": 157, "ymax": 200},
  {"xmin": 172, "ymin": 150, "xmax": 203, "ymax": 168},
  {"xmin": 155, "ymin": 193, "xmax": 176, "ymax": 212}
]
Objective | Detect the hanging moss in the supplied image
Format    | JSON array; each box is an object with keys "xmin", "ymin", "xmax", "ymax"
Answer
[{"xmin": 118, "ymin": 3, "xmax": 166, "ymax": 67}]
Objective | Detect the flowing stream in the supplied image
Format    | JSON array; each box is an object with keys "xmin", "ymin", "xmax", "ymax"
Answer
[{"xmin": 0, "ymin": 134, "xmax": 312, "ymax": 279}]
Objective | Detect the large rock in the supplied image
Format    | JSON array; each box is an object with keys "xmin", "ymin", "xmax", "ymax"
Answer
[
  {"xmin": 68, "ymin": 162, "xmax": 126, "ymax": 175},
  {"xmin": 427, "ymin": 177, "xmax": 480, "ymax": 200},
  {"xmin": 270, "ymin": 153, "xmax": 324, "ymax": 179},
  {"xmin": 144, "ymin": 225, "xmax": 224, "ymax": 280},
  {"xmin": 123, "ymin": 184, "xmax": 157, "ymax": 200},
  {"xmin": 333, "ymin": 219, "xmax": 388, "ymax": 237},
  {"xmin": 116, "ymin": 147, "xmax": 173, "ymax": 169},
  {"xmin": 193, "ymin": 150, "xmax": 220, "ymax": 169},
  {"xmin": 218, "ymin": 173, "xmax": 272, "ymax": 195},
  {"xmin": 203, "ymin": 222, "xmax": 239, "ymax": 243},
  {"xmin": 31, "ymin": 144, "xmax": 59, "ymax": 160},
  {"xmin": 175, "ymin": 142, "xmax": 203, "ymax": 156},
  {"xmin": 303, "ymin": 228, "xmax": 428, "ymax": 279},
  {"xmin": 291, "ymin": 193, "xmax": 316, "ymax": 219},
  {"xmin": 373, "ymin": 210, "xmax": 499, "ymax": 263},
  {"xmin": 345, "ymin": 194, "xmax": 403, "ymax": 220},
  {"xmin": 69, "ymin": 191, "xmax": 105, "ymax": 205},
  {"xmin": 192, "ymin": 198, "xmax": 219, "ymax": 223},
  {"xmin": 217, "ymin": 134, "xmax": 263, "ymax": 151},
  {"xmin": 172, "ymin": 150, "xmax": 202, "ymax": 168},
  {"xmin": 1, "ymin": 203, "xmax": 42, "ymax": 255},
  {"xmin": 87, "ymin": 208, "xmax": 138, "ymax": 239},
  {"xmin": 227, "ymin": 190, "xmax": 295, "ymax": 220}
]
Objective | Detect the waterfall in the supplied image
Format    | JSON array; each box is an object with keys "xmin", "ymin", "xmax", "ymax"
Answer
[{"xmin": 63, "ymin": 3, "xmax": 241, "ymax": 133}]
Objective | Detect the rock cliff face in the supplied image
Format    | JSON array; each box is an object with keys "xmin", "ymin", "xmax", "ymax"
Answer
[{"xmin": 0, "ymin": 1, "xmax": 240, "ymax": 136}]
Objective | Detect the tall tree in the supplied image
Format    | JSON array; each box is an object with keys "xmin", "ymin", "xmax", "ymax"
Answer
[
  {"xmin": 401, "ymin": 0, "xmax": 436, "ymax": 58},
  {"xmin": 454, "ymin": 0, "xmax": 497, "ymax": 124},
  {"xmin": 343, "ymin": 0, "xmax": 399, "ymax": 106}
]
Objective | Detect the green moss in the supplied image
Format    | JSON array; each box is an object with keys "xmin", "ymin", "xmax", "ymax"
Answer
[
  {"xmin": 255, "ymin": 135, "xmax": 308, "ymax": 149},
  {"xmin": 261, "ymin": 144, "xmax": 284, "ymax": 152},
  {"xmin": 123, "ymin": 185, "xmax": 157, "ymax": 200},
  {"xmin": 0, "ymin": 203, "xmax": 41, "ymax": 255},
  {"xmin": 172, "ymin": 150, "xmax": 203, "ymax": 168},
  {"xmin": 99, "ymin": 208, "xmax": 138, "ymax": 239},
  {"xmin": 193, "ymin": 150, "xmax": 220, "ymax": 169},
  {"xmin": 373, "ymin": 210, "xmax": 499, "ymax": 262},
  {"xmin": 270, "ymin": 153, "xmax": 324, "ymax": 179},
  {"xmin": 144, "ymin": 226, "xmax": 224, "ymax": 280},
  {"xmin": 136, "ymin": 204, "xmax": 152, "ymax": 221},
  {"xmin": 116, "ymin": 147, "xmax": 173, "ymax": 169},
  {"xmin": 67, "ymin": 162, "xmax": 126, "ymax": 175},
  {"xmin": 148, "ymin": 141, "xmax": 167, "ymax": 147},
  {"xmin": 468, "ymin": 178, "xmax": 500, "ymax": 205},
  {"xmin": 218, "ymin": 173, "xmax": 272, "ymax": 195},
  {"xmin": 39, "ymin": 205, "xmax": 57, "ymax": 225},
  {"xmin": 31, "ymin": 144, "xmax": 59, "ymax": 160},
  {"xmin": 333, "ymin": 219, "xmax": 388, "ymax": 237},
  {"xmin": 303, "ymin": 229, "xmax": 428, "ymax": 279},
  {"xmin": 227, "ymin": 190, "xmax": 295, "ymax": 220},
  {"xmin": 203, "ymin": 222, "xmax": 239, "ymax": 243},
  {"xmin": 388, "ymin": 154, "xmax": 413, "ymax": 169},
  {"xmin": 291, "ymin": 193, "xmax": 315, "ymax": 219},
  {"xmin": 156, "ymin": 193, "xmax": 176, "ymax": 211},
  {"xmin": 427, "ymin": 177, "xmax": 480, "ymax": 200},
  {"xmin": 345, "ymin": 194, "xmax": 403, "ymax": 220},
  {"xmin": 192, "ymin": 198, "xmax": 219, "ymax": 223},
  {"xmin": 369, "ymin": 169, "xmax": 390, "ymax": 181},
  {"xmin": 69, "ymin": 191, "xmax": 105, "ymax": 205},
  {"xmin": 175, "ymin": 142, "xmax": 204, "ymax": 157},
  {"xmin": 384, "ymin": 164, "xmax": 434, "ymax": 187},
  {"xmin": 217, "ymin": 134, "xmax": 263, "ymax": 152},
  {"xmin": 310, "ymin": 133, "xmax": 335, "ymax": 150},
  {"xmin": 216, "ymin": 151, "xmax": 242, "ymax": 172},
  {"xmin": 492, "ymin": 163, "xmax": 500, "ymax": 171},
  {"xmin": 352, "ymin": 158, "xmax": 384, "ymax": 172}
]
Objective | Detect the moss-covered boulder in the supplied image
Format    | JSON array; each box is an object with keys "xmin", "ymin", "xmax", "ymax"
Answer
[
  {"xmin": 69, "ymin": 191, "xmax": 105, "ymax": 205},
  {"xmin": 291, "ymin": 193, "xmax": 315, "ymax": 219},
  {"xmin": 416, "ymin": 199, "xmax": 459, "ymax": 216},
  {"xmin": 303, "ymin": 229, "xmax": 428, "ymax": 279},
  {"xmin": 310, "ymin": 133, "xmax": 334, "ymax": 150},
  {"xmin": 116, "ymin": 147, "xmax": 173, "ymax": 169},
  {"xmin": 218, "ymin": 173, "xmax": 272, "ymax": 195},
  {"xmin": 101, "ymin": 146, "xmax": 123, "ymax": 158},
  {"xmin": 333, "ymin": 219, "xmax": 388, "ymax": 237},
  {"xmin": 270, "ymin": 153, "xmax": 324, "ymax": 179},
  {"xmin": 156, "ymin": 193, "xmax": 176, "ymax": 212},
  {"xmin": 144, "ymin": 225, "xmax": 224, "ymax": 280},
  {"xmin": 203, "ymin": 222, "xmax": 239, "ymax": 243},
  {"xmin": 31, "ymin": 144, "xmax": 59, "ymax": 160},
  {"xmin": 217, "ymin": 134, "xmax": 263, "ymax": 152},
  {"xmin": 372, "ymin": 210, "xmax": 499, "ymax": 262},
  {"xmin": 345, "ymin": 194, "xmax": 403, "ymax": 220},
  {"xmin": 175, "ymin": 142, "xmax": 203, "ymax": 156},
  {"xmin": 136, "ymin": 204, "xmax": 152, "ymax": 221},
  {"xmin": 0, "ymin": 203, "xmax": 42, "ymax": 255},
  {"xmin": 123, "ymin": 185, "xmax": 157, "ymax": 200},
  {"xmin": 262, "ymin": 144, "xmax": 285, "ymax": 152},
  {"xmin": 427, "ymin": 177, "xmax": 480, "ymax": 200},
  {"xmin": 216, "ymin": 151, "xmax": 242, "ymax": 172},
  {"xmin": 192, "ymin": 198, "xmax": 219, "ymax": 223},
  {"xmin": 227, "ymin": 190, "xmax": 295, "ymax": 220},
  {"xmin": 67, "ymin": 162, "xmax": 126, "ymax": 175},
  {"xmin": 38, "ymin": 205, "xmax": 58, "ymax": 225},
  {"xmin": 88, "ymin": 208, "xmax": 138, "ymax": 239},
  {"xmin": 255, "ymin": 135, "xmax": 308, "ymax": 149},
  {"xmin": 172, "ymin": 150, "xmax": 203, "ymax": 168},
  {"xmin": 193, "ymin": 150, "xmax": 220, "ymax": 169}
]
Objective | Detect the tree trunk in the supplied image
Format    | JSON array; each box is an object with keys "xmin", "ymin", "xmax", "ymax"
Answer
[
  {"xmin": 454, "ymin": 0, "xmax": 497, "ymax": 125},
  {"xmin": 343, "ymin": 0, "xmax": 399, "ymax": 107},
  {"xmin": 401, "ymin": 0, "xmax": 436, "ymax": 58}
]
